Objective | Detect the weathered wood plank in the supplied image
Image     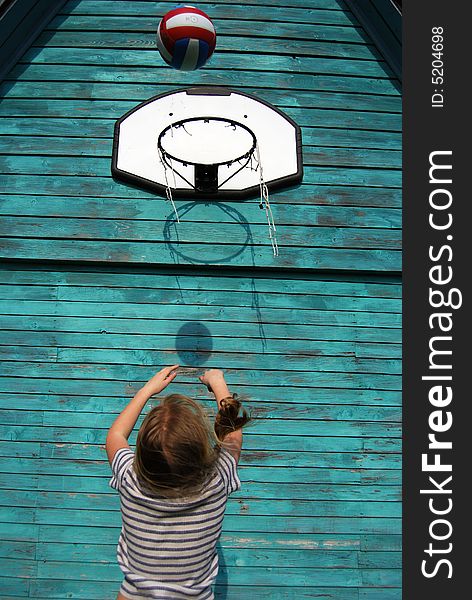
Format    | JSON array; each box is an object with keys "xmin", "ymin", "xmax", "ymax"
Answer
[
  {"xmin": 361, "ymin": 569, "xmax": 401, "ymax": 586},
  {"xmin": 1, "ymin": 238, "xmax": 401, "ymax": 272},
  {"xmin": 0, "ymin": 345, "xmax": 56, "ymax": 361},
  {"xmin": 0, "ymin": 382, "xmax": 400, "ymax": 414},
  {"xmin": 0, "ymin": 575, "xmax": 30, "ymax": 597},
  {"xmin": 129, "ymin": 0, "xmax": 348, "ymax": 8},
  {"xmin": 6, "ymin": 64, "xmax": 399, "ymax": 96},
  {"xmin": 0, "ymin": 279, "xmax": 402, "ymax": 310},
  {"xmin": 51, "ymin": 347, "xmax": 401, "ymax": 375},
  {"xmin": 62, "ymin": 1, "xmax": 352, "ymax": 24},
  {"xmin": 1, "ymin": 80, "xmax": 401, "ymax": 114},
  {"xmin": 34, "ymin": 29, "xmax": 382, "ymax": 61},
  {"xmin": 0, "ymin": 378, "xmax": 402, "ymax": 409},
  {"xmin": 0, "ymin": 330, "xmax": 402, "ymax": 361},
  {"xmin": 0, "ymin": 440, "xmax": 41, "ymax": 458},
  {"xmin": 359, "ymin": 590, "xmax": 401, "ymax": 600},
  {"xmin": 363, "ymin": 439, "xmax": 401, "ymax": 453},
  {"xmin": 0, "ymin": 385, "xmax": 401, "ymax": 417},
  {"xmin": 0, "ymin": 218, "xmax": 401, "ymax": 253},
  {"xmin": 0, "ymin": 265, "xmax": 402, "ymax": 296},
  {"xmin": 358, "ymin": 550, "xmax": 401, "ymax": 568},
  {"xmin": 0, "ymin": 191, "xmax": 401, "ymax": 220},
  {"xmin": 80, "ymin": 0, "xmax": 349, "ymax": 9},
  {"xmin": 0, "ymin": 522, "xmax": 39, "ymax": 544},
  {"xmin": 20, "ymin": 47, "xmax": 394, "ymax": 80},
  {"xmin": 0, "ymin": 238, "xmax": 402, "ymax": 271},
  {"xmin": 0, "ymin": 540, "xmax": 36, "ymax": 560},
  {"xmin": 128, "ymin": 0, "xmax": 349, "ymax": 9},
  {"xmin": 1, "ymin": 487, "xmax": 400, "ymax": 517},
  {"xmin": 0, "ymin": 206, "xmax": 401, "ymax": 237},
  {"xmin": 0, "ymin": 316, "xmax": 402, "ymax": 345},
  {"xmin": 0, "ymin": 284, "xmax": 57, "ymax": 300},
  {"xmin": 0, "ymin": 207, "xmax": 402, "ymax": 238},
  {"xmin": 361, "ymin": 535, "xmax": 401, "ymax": 551},
  {"xmin": 0, "ymin": 298, "xmax": 402, "ymax": 327},
  {"xmin": 47, "ymin": 15, "xmax": 370, "ymax": 45}
]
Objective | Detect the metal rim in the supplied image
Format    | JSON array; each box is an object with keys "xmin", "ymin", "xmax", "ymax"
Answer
[{"xmin": 157, "ymin": 116, "xmax": 257, "ymax": 167}]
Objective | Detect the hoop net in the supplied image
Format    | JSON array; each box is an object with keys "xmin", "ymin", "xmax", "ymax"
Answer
[{"xmin": 157, "ymin": 116, "xmax": 279, "ymax": 256}]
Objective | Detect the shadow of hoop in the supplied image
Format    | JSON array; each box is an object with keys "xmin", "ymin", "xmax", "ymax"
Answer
[{"xmin": 163, "ymin": 201, "xmax": 255, "ymax": 265}]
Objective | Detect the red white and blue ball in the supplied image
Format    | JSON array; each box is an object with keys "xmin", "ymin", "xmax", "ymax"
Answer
[{"xmin": 156, "ymin": 6, "xmax": 216, "ymax": 71}]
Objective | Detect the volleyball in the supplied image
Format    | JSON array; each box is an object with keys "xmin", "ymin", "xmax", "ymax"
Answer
[{"xmin": 156, "ymin": 6, "xmax": 216, "ymax": 71}]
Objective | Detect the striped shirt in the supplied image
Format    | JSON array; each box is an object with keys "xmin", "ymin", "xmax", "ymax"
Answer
[{"xmin": 109, "ymin": 446, "xmax": 241, "ymax": 599}]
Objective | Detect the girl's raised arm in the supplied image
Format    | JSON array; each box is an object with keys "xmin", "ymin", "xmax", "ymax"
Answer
[
  {"xmin": 198, "ymin": 369, "xmax": 250, "ymax": 464},
  {"xmin": 106, "ymin": 365, "xmax": 179, "ymax": 464}
]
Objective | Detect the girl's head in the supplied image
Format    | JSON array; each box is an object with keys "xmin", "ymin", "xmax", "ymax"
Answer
[
  {"xmin": 134, "ymin": 393, "xmax": 251, "ymax": 498},
  {"xmin": 135, "ymin": 394, "xmax": 218, "ymax": 497}
]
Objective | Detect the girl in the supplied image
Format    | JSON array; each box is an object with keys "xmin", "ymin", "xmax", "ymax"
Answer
[{"xmin": 106, "ymin": 366, "xmax": 251, "ymax": 600}]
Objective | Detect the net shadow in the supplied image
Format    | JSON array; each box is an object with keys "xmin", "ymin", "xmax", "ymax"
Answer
[{"xmin": 163, "ymin": 201, "xmax": 255, "ymax": 265}]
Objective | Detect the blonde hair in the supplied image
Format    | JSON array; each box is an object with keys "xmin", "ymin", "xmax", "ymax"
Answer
[{"xmin": 134, "ymin": 393, "xmax": 251, "ymax": 498}]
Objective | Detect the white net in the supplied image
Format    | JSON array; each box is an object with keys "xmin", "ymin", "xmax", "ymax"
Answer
[{"xmin": 255, "ymin": 142, "xmax": 279, "ymax": 257}]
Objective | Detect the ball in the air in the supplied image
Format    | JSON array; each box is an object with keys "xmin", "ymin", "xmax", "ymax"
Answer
[{"xmin": 156, "ymin": 5, "xmax": 216, "ymax": 71}]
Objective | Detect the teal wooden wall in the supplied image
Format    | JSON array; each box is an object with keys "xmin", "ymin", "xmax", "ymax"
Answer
[{"xmin": 0, "ymin": 0, "xmax": 401, "ymax": 598}]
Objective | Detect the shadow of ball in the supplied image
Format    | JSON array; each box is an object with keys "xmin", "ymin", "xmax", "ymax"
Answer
[{"xmin": 175, "ymin": 322, "xmax": 213, "ymax": 366}]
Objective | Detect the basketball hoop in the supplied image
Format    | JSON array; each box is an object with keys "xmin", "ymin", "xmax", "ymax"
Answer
[
  {"xmin": 157, "ymin": 116, "xmax": 278, "ymax": 256},
  {"xmin": 112, "ymin": 87, "xmax": 304, "ymax": 258}
]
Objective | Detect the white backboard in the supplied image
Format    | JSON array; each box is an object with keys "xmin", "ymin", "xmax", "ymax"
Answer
[{"xmin": 112, "ymin": 87, "xmax": 303, "ymax": 198}]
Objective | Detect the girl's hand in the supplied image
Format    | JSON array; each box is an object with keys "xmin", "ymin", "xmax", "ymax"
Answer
[
  {"xmin": 142, "ymin": 365, "xmax": 179, "ymax": 397},
  {"xmin": 198, "ymin": 369, "xmax": 225, "ymax": 393}
]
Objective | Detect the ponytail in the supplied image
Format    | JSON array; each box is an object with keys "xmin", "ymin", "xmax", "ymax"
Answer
[{"xmin": 214, "ymin": 393, "xmax": 251, "ymax": 441}]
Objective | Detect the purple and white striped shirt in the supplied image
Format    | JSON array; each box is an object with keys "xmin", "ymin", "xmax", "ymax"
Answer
[{"xmin": 109, "ymin": 447, "xmax": 240, "ymax": 599}]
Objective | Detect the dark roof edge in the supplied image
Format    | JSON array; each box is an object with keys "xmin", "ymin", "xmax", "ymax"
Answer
[
  {"xmin": 0, "ymin": 0, "xmax": 66, "ymax": 83},
  {"xmin": 346, "ymin": 0, "xmax": 402, "ymax": 83}
]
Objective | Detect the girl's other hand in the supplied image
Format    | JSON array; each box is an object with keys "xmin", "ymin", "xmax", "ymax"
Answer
[
  {"xmin": 198, "ymin": 369, "xmax": 225, "ymax": 392},
  {"xmin": 142, "ymin": 365, "xmax": 179, "ymax": 396}
]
